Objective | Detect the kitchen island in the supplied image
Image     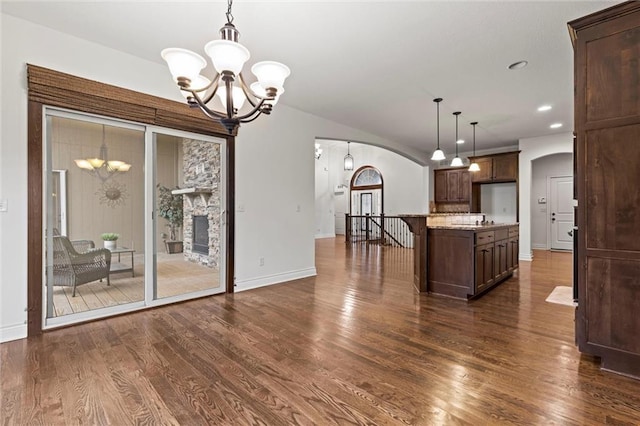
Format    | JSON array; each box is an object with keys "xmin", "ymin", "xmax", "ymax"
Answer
[{"xmin": 427, "ymin": 223, "xmax": 519, "ymax": 299}]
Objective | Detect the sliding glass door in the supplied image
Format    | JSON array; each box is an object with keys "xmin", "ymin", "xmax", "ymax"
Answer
[
  {"xmin": 43, "ymin": 109, "xmax": 225, "ymax": 328},
  {"xmin": 151, "ymin": 129, "xmax": 226, "ymax": 301}
]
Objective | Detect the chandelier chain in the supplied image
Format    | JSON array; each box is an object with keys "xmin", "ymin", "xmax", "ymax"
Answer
[{"xmin": 226, "ymin": 0, "xmax": 234, "ymax": 24}]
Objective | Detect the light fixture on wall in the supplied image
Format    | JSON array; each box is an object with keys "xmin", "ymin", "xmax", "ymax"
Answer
[
  {"xmin": 74, "ymin": 125, "xmax": 131, "ymax": 183},
  {"xmin": 344, "ymin": 142, "xmax": 354, "ymax": 171},
  {"xmin": 315, "ymin": 143, "xmax": 323, "ymax": 160},
  {"xmin": 431, "ymin": 98, "xmax": 446, "ymax": 161},
  {"xmin": 161, "ymin": 0, "xmax": 290, "ymax": 134},
  {"xmin": 450, "ymin": 112, "xmax": 464, "ymax": 167},
  {"xmin": 468, "ymin": 122, "xmax": 480, "ymax": 172}
]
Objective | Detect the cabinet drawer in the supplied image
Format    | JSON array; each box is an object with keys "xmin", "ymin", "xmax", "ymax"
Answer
[
  {"xmin": 476, "ymin": 231, "xmax": 494, "ymax": 244},
  {"xmin": 509, "ymin": 226, "xmax": 519, "ymax": 237},
  {"xmin": 494, "ymin": 229, "xmax": 508, "ymax": 241}
]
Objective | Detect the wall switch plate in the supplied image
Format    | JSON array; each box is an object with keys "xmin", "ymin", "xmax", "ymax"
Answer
[{"xmin": 0, "ymin": 199, "xmax": 7, "ymax": 212}]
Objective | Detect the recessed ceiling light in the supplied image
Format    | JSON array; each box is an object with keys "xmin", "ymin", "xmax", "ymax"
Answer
[
  {"xmin": 537, "ymin": 105, "xmax": 552, "ymax": 112},
  {"xmin": 508, "ymin": 60, "xmax": 528, "ymax": 70},
  {"xmin": 550, "ymin": 123, "xmax": 563, "ymax": 129},
  {"xmin": 456, "ymin": 139, "xmax": 465, "ymax": 144}
]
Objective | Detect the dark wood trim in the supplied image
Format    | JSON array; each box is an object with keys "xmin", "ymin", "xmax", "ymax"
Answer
[
  {"xmin": 27, "ymin": 101, "xmax": 44, "ymax": 335},
  {"xmin": 226, "ymin": 136, "xmax": 235, "ymax": 293},
  {"xmin": 27, "ymin": 64, "xmax": 235, "ymax": 335},
  {"xmin": 567, "ymin": 1, "xmax": 640, "ymax": 32}
]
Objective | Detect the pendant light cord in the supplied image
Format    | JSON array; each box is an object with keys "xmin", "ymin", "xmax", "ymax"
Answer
[
  {"xmin": 454, "ymin": 111, "xmax": 461, "ymax": 157},
  {"xmin": 226, "ymin": 0, "xmax": 234, "ymax": 24}
]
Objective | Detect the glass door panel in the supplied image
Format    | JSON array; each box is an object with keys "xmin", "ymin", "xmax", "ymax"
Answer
[
  {"xmin": 44, "ymin": 113, "xmax": 145, "ymax": 322},
  {"xmin": 153, "ymin": 132, "xmax": 225, "ymax": 300}
]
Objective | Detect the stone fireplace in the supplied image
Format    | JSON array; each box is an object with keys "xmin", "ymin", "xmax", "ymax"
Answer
[{"xmin": 172, "ymin": 138, "xmax": 221, "ymax": 268}]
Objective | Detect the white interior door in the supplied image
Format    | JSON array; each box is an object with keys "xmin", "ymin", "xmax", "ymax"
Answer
[{"xmin": 550, "ymin": 176, "xmax": 573, "ymax": 251}]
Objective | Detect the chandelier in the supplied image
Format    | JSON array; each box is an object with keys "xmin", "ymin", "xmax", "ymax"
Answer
[
  {"xmin": 74, "ymin": 125, "xmax": 131, "ymax": 183},
  {"xmin": 161, "ymin": 0, "xmax": 290, "ymax": 134},
  {"xmin": 344, "ymin": 142, "xmax": 354, "ymax": 171}
]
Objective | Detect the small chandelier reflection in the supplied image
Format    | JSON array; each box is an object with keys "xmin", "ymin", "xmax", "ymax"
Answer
[
  {"xmin": 344, "ymin": 142, "xmax": 354, "ymax": 171},
  {"xmin": 74, "ymin": 125, "xmax": 131, "ymax": 183},
  {"xmin": 161, "ymin": 0, "xmax": 290, "ymax": 134},
  {"xmin": 315, "ymin": 143, "xmax": 323, "ymax": 160},
  {"xmin": 450, "ymin": 111, "xmax": 464, "ymax": 167}
]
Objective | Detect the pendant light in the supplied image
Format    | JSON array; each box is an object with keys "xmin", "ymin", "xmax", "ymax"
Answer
[
  {"xmin": 468, "ymin": 122, "xmax": 481, "ymax": 172},
  {"xmin": 344, "ymin": 141, "xmax": 354, "ymax": 171},
  {"xmin": 430, "ymin": 98, "xmax": 446, "ymax": 161},
  {"xmin": 450, "ymin": 112, "xmax": 464, "ymax": 167}
]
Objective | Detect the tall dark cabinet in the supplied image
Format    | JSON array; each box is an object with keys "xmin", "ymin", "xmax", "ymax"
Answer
[{"xmin": 569, "ymin": 2, "xmax": 640, "ymax": 379}]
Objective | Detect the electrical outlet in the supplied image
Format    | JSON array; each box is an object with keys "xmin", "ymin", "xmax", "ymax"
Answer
[{"xmin": 259, "ymin": 257, "xmax": 264, "ymax": 266}]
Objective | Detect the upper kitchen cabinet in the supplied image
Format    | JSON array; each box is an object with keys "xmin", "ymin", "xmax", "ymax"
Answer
[
  {"xmin": 469, "ymin": 152, "xmax": 519, "ymax": 183},
  {"xmin": 434, "ymin": 168, "xmax": 470, "ymax": 204},
  {"xmin": 570, "ymin": 1, "xmax": 640, "ymax": 379}
]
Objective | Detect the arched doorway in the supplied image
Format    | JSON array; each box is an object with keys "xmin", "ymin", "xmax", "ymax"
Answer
[{"xmin": 349, "ymin": 166, "xmax": 383, "ymax": 216}]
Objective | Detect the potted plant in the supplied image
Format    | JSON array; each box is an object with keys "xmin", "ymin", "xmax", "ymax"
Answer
[
  {"xmin": 157, "ymin": 184, "xmax": 184, "ymax": 253},
  {"xmin": 101, "ymin": 233, "xmax": 119, "ymax": 250}
]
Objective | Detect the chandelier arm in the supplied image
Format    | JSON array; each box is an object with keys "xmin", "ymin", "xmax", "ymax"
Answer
[
  {"xmin": 192, "ymin": 73, "xmax": 220, "ymax": 105},
  {"xmin": 238, "ymin": 73, "xmax": 269, "ymax": 108},
  {"xmin": 225, "ymin": 78, "xmax": 234, "ymax": 118},
  {"xmin": 190, "ymin": 95, "xmax": 232, "ymax": 120},
  {"xmin": 238, "ymin": 110, "xmax": 265, "ymax": 124},
  {"xmin": 235, "ymin": 98, "xmax": 268, "ymax": 121}
]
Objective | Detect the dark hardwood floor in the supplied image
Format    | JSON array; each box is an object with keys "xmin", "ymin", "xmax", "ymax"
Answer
[{"xmin": 2, "ymin": 238, "xmax": 640, "ymax": 425}]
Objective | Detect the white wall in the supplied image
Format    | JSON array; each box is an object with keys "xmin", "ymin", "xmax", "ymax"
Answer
[
  {"xmin": 0, "ymin": 14, "xmax": 409, "ymax": 341},
  {"xmin": 480, "ymin": 182, "xmax": 517, "ymax": 224},
  {"xmin": 531, "ymin": 153, "xmax": 573, "ymax": 249},
  {"xmin": 518, "ymin": 132, "xmax": 573, "ymax": 261}
]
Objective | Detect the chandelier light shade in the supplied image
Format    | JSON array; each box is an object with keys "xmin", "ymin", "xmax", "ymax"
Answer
[
  {"xmin": 161, "ymin": 0, "xmax": 290, "ymax": 134},
  {"xmin": 431, "ymin": 98, "xmax": 446, "ymax": 161},
  {"xmin": 450, "ymin": 111, "xmax": 464, "ymax": 167},
  {"xmin": 344, "ymin": 142, "xmax": 354, "ymax": 171},
  {"xmin": 468, "ymin": 121, "xmax": 481, "ymax": 172},
  {"xmin": 74, "ymin": 125, "xmax": 131, "ymax": 182}
]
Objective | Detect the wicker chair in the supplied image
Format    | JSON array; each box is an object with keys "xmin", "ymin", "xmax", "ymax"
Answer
[{"xmin": 51, "ymin": 236, "xmax": 112, "ymax": 297}]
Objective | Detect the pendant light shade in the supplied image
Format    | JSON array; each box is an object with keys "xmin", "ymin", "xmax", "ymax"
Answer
[
  {"xmin": 469, "ymin": 121, "xmax": 481, "ymax": 172},
  {"xmin": 450, "ymin": 111, "xmax": 463, "ymax": 167},
  {"xmin": 431, "ymin": 98, "xmax": 446, "ymax": 161},
  {"xmin": 344, "ymin": 141, "xmax": 354, "ymax": 171}
]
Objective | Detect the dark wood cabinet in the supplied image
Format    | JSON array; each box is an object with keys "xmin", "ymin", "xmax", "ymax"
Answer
[
  {"xmin": 428, "ymin": 225, "xmax": 519, "ymax": 299},
  {"xmin": 475, "ymin": 243, "xmax": 494, "ymax": 293},
  {"xmin": 507, "ymin": 227, "xmax": 519, "ymax": 271},
  {"xmin": 434, "ymin": 168, "xmax": 470, "ymax": 204},
  {"xmin": 570, "ymin": 1, "xmax": 640, "ymax": 379},
  {"xmin": 469, "ymin": 152, "xmax": 518, "ymax": 183}
]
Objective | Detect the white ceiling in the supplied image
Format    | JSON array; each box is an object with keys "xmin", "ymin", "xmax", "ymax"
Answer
[{"xmin": 2, "ymin": 0, "xmax": 619, "ymax": 162}]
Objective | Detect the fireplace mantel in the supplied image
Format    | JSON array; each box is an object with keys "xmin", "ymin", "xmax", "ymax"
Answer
[{"xmin": 172, "ymin": 186, "xmax": 217, "ymax": 207}]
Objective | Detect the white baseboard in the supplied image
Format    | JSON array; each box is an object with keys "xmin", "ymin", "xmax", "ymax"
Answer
[
  {"xmin": 235, "ymin": 267, "xmax": 317, "ymax": 292},
  {"xmin": 0, "ymin": 323, "xmax": 27, "ymax": 343},
  {"xmin": 314, "ymin": 233, "xmax": 336, "ymax": 239},
  {"xmin": 519, "ymin": 252, "xmax": 534, "ymax": 262},
  {"xmin": 532, "ymin": 243, "xmax": 548, "ymax": 250}
]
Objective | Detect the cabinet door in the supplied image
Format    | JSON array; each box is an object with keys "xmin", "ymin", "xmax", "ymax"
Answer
[
  {"xmin": 508, "ymin": 237, "xmax": 519, "ymax": 270},
  {"xmin": 475, "ymin": 243, "xmax": 494, "ymax": 292},
  {"xmin": 434, "ymin": 170, "xmax": 448, "ymax": 202},
  {"xmin": 471, "ymin": 157, "xmax": 493, "ymax": 182},
  {"xmin": 459, "ymin": 170, "xmax": 470, "ymax": 202},
  {"xmin": 494, "ymin": 240, "xmax": 508, "ymax": 279},
  {"xmin": 447, "ymin": 170, "xmax": 460, "ymax": 201},
  {"xmin": 493, "ymin": 154, "xmax": 518, "ymax": 181}
]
